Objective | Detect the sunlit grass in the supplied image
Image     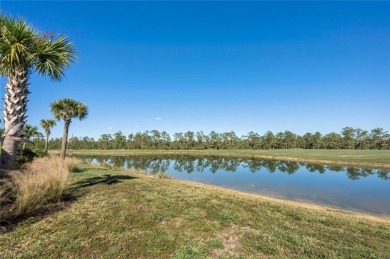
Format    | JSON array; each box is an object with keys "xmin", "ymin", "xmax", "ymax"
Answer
[{"xmin": 1, "ymin": 164, "xmax": 389, "ymax": 258}]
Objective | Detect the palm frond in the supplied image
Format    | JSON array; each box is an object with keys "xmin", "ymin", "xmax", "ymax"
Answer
[
  {"xmin": 50, "ymin": 98, "xmax": 88, "ymax": 121},
  {"xmin": 22, "ymin": 124, "xmax": 39, "ymax": 139},
  {"xmin": 40, "ymin": 119, "xmax": 56, "ymax": 130},
  {"xmin": 0, "ymin": 15, "xmax": 35, "ymax": 74},
  {"xmin": 34, "ymin": 35, "xmax": 76, "ymax": 81},
  {"xmin": 0, "ymin": 14, "xmax": 76, "ymax": 78}
]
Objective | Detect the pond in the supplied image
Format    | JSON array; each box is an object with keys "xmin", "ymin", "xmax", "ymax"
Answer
[{"xmin": 82, "ymin": 155, "xmax": 390, "ymax": 216}]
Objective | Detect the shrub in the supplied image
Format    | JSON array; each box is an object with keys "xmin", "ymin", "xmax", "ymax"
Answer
[
  {"xmin": 31, "ymin": 147, "xmax": 48, "ymax": 158},
  {"xmin": 14, "ymin": 147, "xmax": 47, "ymax": 169}
]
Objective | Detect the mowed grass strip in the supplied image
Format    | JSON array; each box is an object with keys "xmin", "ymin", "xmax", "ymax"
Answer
[
  {"xmin": 1, "ymin": 164, "xmax": 389, "ymax": 258},
  {"xmin": 65, "ymin": 149, "xmax": 390, "ymax": 168}
]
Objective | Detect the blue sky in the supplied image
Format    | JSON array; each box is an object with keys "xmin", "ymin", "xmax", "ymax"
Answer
[{"xmin": 1, "ymin": 1, "xmax": 389, "ymax": 139}]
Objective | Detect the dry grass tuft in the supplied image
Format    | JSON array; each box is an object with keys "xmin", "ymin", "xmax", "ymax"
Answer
[
  {"xmin": 63, "ymin": 156, "xmax": 82, "ymax": 173},
  {"xmin": 0, "ymin": 177, "xmax": 14, "ymax": 213},
  {"xmin": 0, "ymin": 156, "xmax": 78, "ymax": 216}
]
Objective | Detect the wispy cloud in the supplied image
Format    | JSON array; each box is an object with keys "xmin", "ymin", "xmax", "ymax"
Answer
[
  {"xmin": 154, "ymin": 117, "xmax": 163, "ymax": 121},
  {"xmin": 108, "ymin": 127, "xmax": 113, "ymax": 130}
]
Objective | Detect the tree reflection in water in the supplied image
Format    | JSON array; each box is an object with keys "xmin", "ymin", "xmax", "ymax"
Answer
[{"xmin": 82, "ymin": 155, "xmax": 389, "ymax": 181}]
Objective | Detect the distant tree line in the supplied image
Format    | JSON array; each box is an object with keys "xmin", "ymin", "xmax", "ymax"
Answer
[{"xmin": 43, "ymin": 127, "xmax": 390, "ymax": 150}]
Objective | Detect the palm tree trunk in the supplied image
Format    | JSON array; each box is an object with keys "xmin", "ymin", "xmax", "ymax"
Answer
[
  {"xmin": 60, "ymin": 120, "xmax": 71, "ymax": 160},
  {"xmin": 45, "ymin": 133, "xmax": 49, "ymax": 153},
  {"xmin": 0, "ymin": 66, "xmax": 29, "ymax": 170},
  {"xmin": 0, "ymin": 135, "xmax": 19, "ymax": 170}
]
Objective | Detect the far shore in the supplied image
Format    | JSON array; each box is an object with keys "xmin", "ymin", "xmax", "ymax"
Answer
[{"xmin": 53, "ymin": 149, "xmax": 390, "ymax": 169}]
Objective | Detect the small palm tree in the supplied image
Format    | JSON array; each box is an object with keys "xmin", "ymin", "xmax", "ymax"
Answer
[
  {"xmin": 40, "ymin": 119, "xmax": 56, "ymax": 153},
  {"xmin": 50, "ymin": 98, "xmax": 88, "ymax": 160},
  {"xmin": 0, "ymin": 15, "xmax": 76, "ymax": 169},
  {"xmin": 21, "ymin": 124, "xmax": 39, "ymax": 150}
]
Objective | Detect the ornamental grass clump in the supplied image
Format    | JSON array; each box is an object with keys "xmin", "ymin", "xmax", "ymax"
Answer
[
  {"xmin": 63, "ymin": 156, "xmax": 82, "ymax": 173},
  {"xmin": 0, "ymin": 156, "xmax": 77, "ymax": 216},
  {"xmin": 0, "ymin": 176, "xmax": 13, "ymax": 214}
]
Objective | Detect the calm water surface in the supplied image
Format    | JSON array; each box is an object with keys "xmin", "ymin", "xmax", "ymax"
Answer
[{"xmin": 82, "ymin": 155, "xmax": 390, "ymax": 216}]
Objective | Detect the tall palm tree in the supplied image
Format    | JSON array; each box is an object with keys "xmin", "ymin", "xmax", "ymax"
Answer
[
  {"xmin": 0, "ymin": 15, "xmax": 76, "ymax": 169},
  {"xmin": 40, "ymin": 119, "xmax": 56, "ymax": 153},
  {"xmin": 21, "ymin": 124, "xmax": 38, "ymax": 150},
  {"xmin": 50, "ymin": 98, "xmax": 88, "ymax": 160}
]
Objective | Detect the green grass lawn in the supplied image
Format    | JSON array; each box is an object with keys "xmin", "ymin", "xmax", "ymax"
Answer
[
  {"xmin": 1, "ymin": 164, "xmax": 389, "ymax": 258},
  {"xmin": 65, "ymin": 149, "xmax": 390, "ymax": 168}
]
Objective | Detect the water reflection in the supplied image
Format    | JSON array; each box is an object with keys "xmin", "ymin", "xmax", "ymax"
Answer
[
  {"xmin": 83, "ymin": 155, "xmax": 389, "ymax": 181},
  {"xmin": 81, "ymin": 155, "xmax": 390, "ymax": 215}
]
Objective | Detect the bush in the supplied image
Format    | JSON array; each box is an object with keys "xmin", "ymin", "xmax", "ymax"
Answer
[
  {"xmin": 31, "ymin": 148, "xmax": 48, "ymax": 158},
  {"xmin": 14, "ymin": 147, "xmax": 47, "ymax": 169}
]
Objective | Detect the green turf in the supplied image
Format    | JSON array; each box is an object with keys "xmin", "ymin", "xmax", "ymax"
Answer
[{"xmin": 1, "ymin": 164, "xmax": 389, "ymax": 258}]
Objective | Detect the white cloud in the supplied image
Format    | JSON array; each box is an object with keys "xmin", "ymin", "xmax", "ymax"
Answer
[
  {"xmin": 154, "ymin": 117, "xmax": 162, "ymax": 121},
  {"xmin": 135, "ymin": 125, "xmax": 139, "ymax": 128},
  {"xmin": 108, "ymin": 127, "xmax": 113, "ymax": 130}
]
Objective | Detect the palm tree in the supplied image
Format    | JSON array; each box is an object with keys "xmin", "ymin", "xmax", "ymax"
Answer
[
  {"xmin": 40, "ymin": 119, "xmax": 56, "ymax": 153},
  {"xmin": 50, "ymin": 98, "xmax": 88, "ymax": 160},
  {"xmin": 0, "ymin": 15, "xmax": 76, "ymax": 169},
  {"xmin": 21, "ymin": 124, "xmax": 38, "ymax": 150}
]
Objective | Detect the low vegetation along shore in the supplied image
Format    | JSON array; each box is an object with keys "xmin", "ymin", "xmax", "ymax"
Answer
[
  {"xmin": 64, "ymin": 149, "xmax": 390, "ymax": 169},
  {"xmin": 1, "ymin": 161, "xmax": 389, "ymax": 258}
]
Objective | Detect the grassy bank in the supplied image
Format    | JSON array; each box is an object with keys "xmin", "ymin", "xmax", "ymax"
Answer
[
  {"xmin": 1, "ymin": 164, "xmax": 389, "ymax": 258},
  {"xmin": 63, "ymin": 149, "xmax": 390, "ymax": 169}
]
